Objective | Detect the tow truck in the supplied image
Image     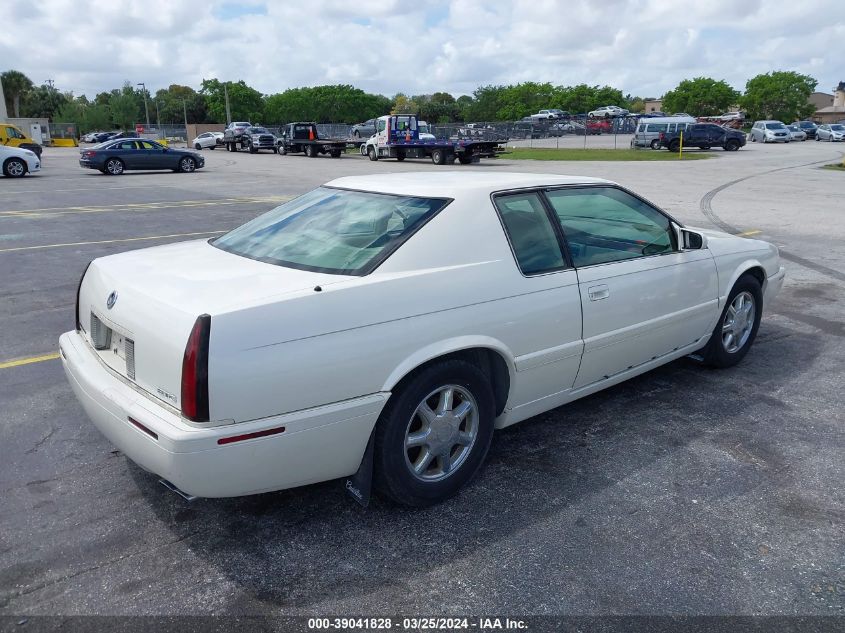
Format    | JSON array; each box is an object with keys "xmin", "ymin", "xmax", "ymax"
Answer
[
  {"xmin": 365, "ymin": 114, "xmax": 503, "ymax": 164},
  {"xmin": 277, "ymin": 122, "xmax": 347, "ymax": 158}
]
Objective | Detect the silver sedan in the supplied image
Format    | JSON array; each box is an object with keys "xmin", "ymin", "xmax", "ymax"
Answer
[{"xmin": 815, "ymin": 124, "xmax": 845, "ymax": 142}]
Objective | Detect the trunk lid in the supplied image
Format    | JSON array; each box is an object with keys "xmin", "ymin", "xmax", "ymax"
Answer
[{"xmin": 77, "ymin": 239, "xmax": 349, "ymax": 413}]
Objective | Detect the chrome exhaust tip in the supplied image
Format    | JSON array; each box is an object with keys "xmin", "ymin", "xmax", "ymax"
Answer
[{"xmin": 158, "ymin": 478, "xmax": 198, "ymax": 502}]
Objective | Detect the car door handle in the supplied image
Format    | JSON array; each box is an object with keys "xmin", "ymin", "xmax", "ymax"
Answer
[{"xmin": 588, "ymin": 284, "xmax": 609, "ymax": 301}]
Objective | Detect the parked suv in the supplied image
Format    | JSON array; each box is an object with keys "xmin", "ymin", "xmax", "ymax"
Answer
[
  {"xmin": 793, "ymin": 120, "xmax": 818, "ymax": 139},
  {"xmin": 659, "ymin": 123, "xmax": 746, "ymax": 151},
  {"xmin": 748, "ymin": 121, "xmax": 790, "ymax": 143}
]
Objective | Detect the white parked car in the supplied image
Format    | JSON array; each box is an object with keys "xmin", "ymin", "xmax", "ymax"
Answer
[
  {"xmin": 191, "ymin": 131, "xmax": 223, "ymax": 149},
  {"xmin": 61, "ymin": 173, "xmax": 785, "ymax": 506},
  {"xmin": 1, "ymin": 145, "xmax": 41, "ymax": 177},
  {"xmin": 588, "ymin": 105, "xmax": 628, "ymax": 118},
  {"xmin": 785, "ymin": 125, "xmax": 807, "ymax": 142}
]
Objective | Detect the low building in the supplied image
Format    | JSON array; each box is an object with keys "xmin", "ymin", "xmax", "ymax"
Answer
[
  {"xmin": 643, "ymin": 98, "xmax": 663, "ymax": 113},
  {"xmin": 813, "ymin": 83, "xmax": 845, "ymax": 124}
]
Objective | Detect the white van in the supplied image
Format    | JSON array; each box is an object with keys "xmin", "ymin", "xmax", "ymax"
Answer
[{"xmin": 631, "ymin": 116, "xmax": 697, "ymax": 149}]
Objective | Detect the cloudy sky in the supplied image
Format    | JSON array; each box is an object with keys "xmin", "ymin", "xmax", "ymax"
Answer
[{"xmin": 4, "ymin": 0, "xmax": 842, "ymax": 99}]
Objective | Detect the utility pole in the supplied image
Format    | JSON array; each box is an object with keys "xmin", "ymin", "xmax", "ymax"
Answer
[
  {"xmin": 137, "ymin": 82, "xmax": 151, "ymax": 130},
  {"xmin": 224, "ymin": 82, "xmax": 231, "ymax": 125}
]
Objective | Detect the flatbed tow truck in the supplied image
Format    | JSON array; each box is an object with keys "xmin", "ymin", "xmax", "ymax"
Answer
[
  {"xmin": 277, "ymin": 122, "xmax": 347, "ymax": 158},
  {"xmin": 365, "ymin": 114, "xmax": 504, "ymax": 164}
]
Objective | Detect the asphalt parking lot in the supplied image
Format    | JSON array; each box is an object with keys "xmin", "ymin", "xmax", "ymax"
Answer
[{"xmin": 1, "ymin": 139, "xmax": 843, "ymax": 619}]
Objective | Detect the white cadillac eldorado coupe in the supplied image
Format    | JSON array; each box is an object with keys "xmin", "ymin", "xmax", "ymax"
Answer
[{"xmin": 60, "ymin": 173, "xmax": 785, "ymax": 506}]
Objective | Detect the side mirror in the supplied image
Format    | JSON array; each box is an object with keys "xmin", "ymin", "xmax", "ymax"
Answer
[{"xmin": 676, "ymin": 225, "xmax": 707, "ymax": 250}]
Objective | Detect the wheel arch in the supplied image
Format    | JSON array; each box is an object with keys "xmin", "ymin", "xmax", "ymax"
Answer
[
  {"xmin": 723, "ymin": 260, "xmax": 767, "ymax": 301},
  {"xmin": 381, "ymin": 338, "xmax": 515, "ymax": 417}
]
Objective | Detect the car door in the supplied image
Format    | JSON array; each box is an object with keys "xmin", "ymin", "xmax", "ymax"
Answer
[
  {"xmin": 137, "ymin": 140, "xmax": 171, "ymax": 169},
  {"xmin": 544, "ymin": 186, "xmax": 719, "ymax": 389},
  {"xmin": 491, "ymin": 191, "xmax": 584, "ymax": 408},
  {"xmin": 110, "ymin": 140, "xmax": 140, "ymax": 168}
]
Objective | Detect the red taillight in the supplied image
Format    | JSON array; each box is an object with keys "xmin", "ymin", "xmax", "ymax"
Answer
[
  {"xmin": 83, "ymin": 150, "xmax": 96, "ymax": 157},
  {"xmin": 181, "ymin": 314, "xmax": 211, "ymax": 422}
]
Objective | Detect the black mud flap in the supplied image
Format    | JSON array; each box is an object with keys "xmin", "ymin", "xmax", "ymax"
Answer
[{"xmin": 345, "ymin": 431, "xmax": 375, "ymax": 507}]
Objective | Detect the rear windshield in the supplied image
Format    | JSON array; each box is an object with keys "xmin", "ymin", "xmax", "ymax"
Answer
[{"xmin": 212, "ymin": 187, "xmax": 450, "ymax": 275}]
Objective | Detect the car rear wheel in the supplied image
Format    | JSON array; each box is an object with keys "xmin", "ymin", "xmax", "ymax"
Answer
[
  {"xmin": 105, "ymin": 158, "xmax": 124, "ymax": 175},
  {"xmin": 3, "ymin": 158, "xmax": 26, "ymax": 177},
  {"xmin": 650, "ymin": 139, "xmax": 661, "ymax": 150},
  {"xmin": 179, "ymin": 157, "xmax": 196, "ymax": 173},
  {"xmin": 700, "ymin": 274, "xmax": 762, "ymax": 368},
  {"xmin": 373, "ymin": 360, "xmax": 495, "ymax": 506}
]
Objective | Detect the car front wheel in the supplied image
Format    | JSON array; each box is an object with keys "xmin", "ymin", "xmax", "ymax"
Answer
[
  {"xmin": 701, "ymin": 274, "xmax": 763, "ymax": 368},
  {"xmin": 373, "ymin": 360, "xmax": 495, "ymax": 506},
  {"xmin": 179, "ymin": 157, "xmax": 196, "ymax": 172}
]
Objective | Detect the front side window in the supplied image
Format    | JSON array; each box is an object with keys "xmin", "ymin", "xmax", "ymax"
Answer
[
  {"xmin": 5, "ymin": 126, "xmax": 24, "ymax": 139},
  {"xmin": 494, "ymin": 192, "xmax": 566, "ymax": 275},
  {"xmin": 546, "ymin": 187, "xmax": 674, "ymax": 267},
  {"xmin": 212, "ymin": 187, "xmax": 449, "ymax": 275}
]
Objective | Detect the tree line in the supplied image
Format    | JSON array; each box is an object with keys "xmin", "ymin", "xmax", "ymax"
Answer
[{"xmin": 1, "ymin": 69, "xmax": 820, "ymax": 134}]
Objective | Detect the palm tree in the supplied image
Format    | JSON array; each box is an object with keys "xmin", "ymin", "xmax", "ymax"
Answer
[{"xmin": 1, "ymin": 70, "xmax": 34, "ymax": 118}]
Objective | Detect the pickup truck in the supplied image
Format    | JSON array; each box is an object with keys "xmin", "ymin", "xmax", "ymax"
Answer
[
  {"xmin": 659, "ymin": 122, "xmax": 746, "ymax": 152},
  {"xmin": 222, "ymin": 121, "xmax": 253, "ymax": 152},
  {"xmin": 277, "ymin": 122, "xmax": 347, "ymax": 157},
  {"xmin": 1, "ymin": 123, "xmax": 42, "ymax": 157}
]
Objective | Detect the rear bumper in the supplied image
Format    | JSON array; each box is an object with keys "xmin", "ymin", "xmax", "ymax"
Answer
[{"xmin": 59, "ymin": 330, "xmax": 386, "ymax": 498}]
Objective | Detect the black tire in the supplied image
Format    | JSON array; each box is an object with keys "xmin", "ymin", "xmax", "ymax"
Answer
[
  {"xmin": 700, "ymin": 274, "xmax": 763, "ymax": 368},
  {"xmin": 209, "ymin": 145, "xmax": 216, "ymax": 150},
  {"xmin": 650, "ymin": 139, "xmax": 661, "ymax": 150},
  {"xmin": 194, "ymin": 143, "xmax": 202, "ymax": 150},
  {"xmin": 353, "ymin": 130, "xmax": 360, "ymax": 139},
  {"xmin": 273, "ymin": 147, "xmax": 279, "ymax": 154},
  {"xmin": 280, "ymin": 145, "xmax": 288, "ymax": 155},
  {"xmin": 725, "ymin": 139, "xmax": 740, "ymax": 151},
  {"xmin": 457, "ymin": 154, "xmax": 473, "ymax": 165},
  {"xmin": 104, "ymin": 158, "xmax": 124, "ymax": 175},
  {"xmin": 396, "ymin": 151, "xmax": 405, "ymax": 162},
  {"xmin": 178, "ymin": 156, "xmax": 196, "ymax": 173},
  {"xmin": 431, "ymin": 149, "xmax": 446, "ymax": 165},
  {"xmin": 249, "ymin": 144, "xmax": 257, "ymax": 154},
  {"xmin": 368, "ymin": 147, "xmax": 378, "ymax": 161},
  {"xmin": 668, "ymin": 141, "xmax": 680, "ymax": 152},
  {"xmin": 699, "ymin": 145, "xmax": 710, "ymax": 150},
  {"xmin": 373, "ymin": 359, "xmax": 495, "ymax": 506},
  {"xmin": 306, "ymin": 144, "xmax": 318, "ymax": 158},
  {"xmin": 3, "ymin": 157, "xmax": 26, "ymax": 177},
  {"xmin": 330, "ymin": 149, "xmax": 342, "ymax": 158}
]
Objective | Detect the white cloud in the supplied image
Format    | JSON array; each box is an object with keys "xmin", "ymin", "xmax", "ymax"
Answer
[{"xmin": 2, "ymin": 0, "xmax": 842, "ymax": 99}]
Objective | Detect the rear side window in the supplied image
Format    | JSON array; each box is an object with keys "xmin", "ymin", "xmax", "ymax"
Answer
[
  {"xmin": 646, "ymin": 123, "xmax": 667, "ymax": 133},
  {"xmin": 494, "ymin": 192, "xmax": 566, "ymax": 275}
]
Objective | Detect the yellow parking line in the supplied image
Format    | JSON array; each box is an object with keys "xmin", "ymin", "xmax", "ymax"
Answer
[
  {"xmin": 737, "ymin": 229, "xmax": 762, "ymax": 237},
  {"xmin": 0, "ymin": 230, "xmax": 227, "ymax": 253},
  {"xmin": 0, "ymin": 352, "xmax": 60, "ymax": 370}
]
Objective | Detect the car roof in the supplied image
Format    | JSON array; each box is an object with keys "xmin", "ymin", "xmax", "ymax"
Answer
[{"xmin": 326, "ymin": 172, "xmax": 613, "ymax": 198}]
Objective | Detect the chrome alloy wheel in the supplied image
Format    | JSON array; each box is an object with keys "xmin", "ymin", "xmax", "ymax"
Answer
[
  {"xmin": 404, "ymin": 385, "xmax": 479, "ymax": 482},
  {"xmin": 722, "ymin": 291, "xmax": 756, "ymax": 353},
  {"xmin": 6, "ymin": 159, "xmax": 25, "ymax": 176}
]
